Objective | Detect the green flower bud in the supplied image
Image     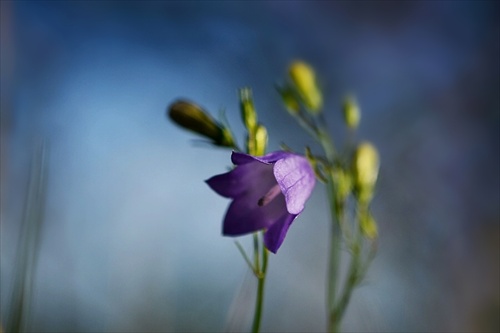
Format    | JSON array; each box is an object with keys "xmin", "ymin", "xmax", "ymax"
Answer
[
  {"xmin": 342, "ymin": 95, "xmax": 361, "ymax": 129},
  {"xmin": 335, "ymin": 168, "xmax": 352, "ymax": 202},
  {"xmin": 239, "ymin": 88, "xmax": 257, "ymax": 132},
  {"xmin": 168, "ymin": 100, "xmax": 235, "ymax": 147},
  {"xmin": 353, "ymin": 142, "xmax": 379, "ymax": 203},
  {"xmin": 289, "ymin": 60, "xmax": 323, "ymax": 113},
  {"xmin": 254, "ymin": 124, "xmax": 268, "ymax": 156}
]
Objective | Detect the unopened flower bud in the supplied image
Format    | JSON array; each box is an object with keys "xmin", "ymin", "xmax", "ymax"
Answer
[
  {"xmin": 168, "ymin": 100, "xmax": 235, "ymax": 147},
  {"xmin": 353, "ymin": 142, "xmax": 379, "ymax": 203},
  {"xmin": 254, "ymin": 124, "xmax": 268, "ymax": 156},
  {"xmin": 239, "ymin": 88, "xmax": 257, "ymax": 132},
  {"xmin": 342, "ymin": 95, "xmax": 361, "ymax": 129},
  {"xmin": 336, "ymin": 168, "xmax": 352, "ymax": 202},
  {"xmin": 289, "ymin": 61, "xmax": 323, "ymax": 113}
]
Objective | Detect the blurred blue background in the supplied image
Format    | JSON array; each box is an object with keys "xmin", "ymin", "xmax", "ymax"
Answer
[{"xmin": 1, "ymin": 1, "xmax": 499, "ymax": 332}]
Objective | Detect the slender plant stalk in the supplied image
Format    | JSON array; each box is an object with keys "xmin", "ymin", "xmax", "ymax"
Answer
[
  {"xmin": 253, "ymin": 234, "xmax": 260, "ymax": 273},
  {"xmin": 316, "ymin": 118, "xmax": 371, "ymax": 332},
  {"xmin": 313, "ymin": 122, "xmax": 339, "ymax": 329},
  {"xmin": 325, "ymin": 174, "xmax": 342, "ymax": 333},
  {"xmin": 334, "ymin": 241, "xmax": 361, "ymax": 323},
  {"xmin": 6, "ymin": 142, "xmax": 47, "ymax": 333},
  {"xmin": 251, "ymin": 232, "xmax": 268, "ymax": 333},
  {"xmin": 282, "ymin": 64, "xmax": 378, "ymax": 333}
]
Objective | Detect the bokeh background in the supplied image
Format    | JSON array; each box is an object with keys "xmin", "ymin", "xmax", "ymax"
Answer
[{"xmin": 1, "ymin": 1, "xmax": 499, "ymax": 332}]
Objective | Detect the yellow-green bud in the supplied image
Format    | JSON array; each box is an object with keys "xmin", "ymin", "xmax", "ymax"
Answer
[
  {"xmin": 359, "ymin": 211, "xmax": 378, "ymax": 239},
  {"xmin": 254, "ymin": 124, "xmax": 268, "ymax": 156},
  {"xmin": 289, "ymin": 60, "xmax": 323, "ymax": 113},
  {"xmin": 335, "ymin": 168, "xmax": 352, "ymax": 202},
  {"xmin": 239, "ymin": 88, "xmax": 257, "ymax": 132},
  {"xmin": 168, "ymin": 100, "xmax": 235, "ymax": 147},
  {"xmin": 342, "ymin": 95, "xmax": 361, "ymax": 129},
  {"xmin": 353, "ymin": 142, "xmax": 379, "ymax": 203}
]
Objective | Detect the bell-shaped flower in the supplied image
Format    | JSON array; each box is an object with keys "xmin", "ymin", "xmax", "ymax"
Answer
[{"xmin": 206, "ymin": 151, "xmax": 316, "ymax": 253}]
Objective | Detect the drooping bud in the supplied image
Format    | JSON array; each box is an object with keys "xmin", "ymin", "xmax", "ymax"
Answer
[
  {"xmin": 254, "ymin": 124, "xmax": 268, "ymax": 157},
  {"xmin": 352, "ymin": 142, "xmax": 379, "ymax": 203},
  {"xmin": 288, "ymin": 60, "xmax": 323, "ymax": 113},
  {"xmin": 342, "ymin": 95, "xmax": 361, "ymax": 129},
  {"xmin": 168, "ymin": 100, "xmax": 235, "ymax": 147},
  {"xmin": 239, "ymin": 88, "xmax": 257, "ymax": 132}
]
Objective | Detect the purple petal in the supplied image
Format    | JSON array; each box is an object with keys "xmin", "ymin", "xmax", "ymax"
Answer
[
  {"xmin": 207, "ymin": 150, "xmax": 315, "ymax": 252},
  {"xmin": 206, "ymin": 161, "xmax": 273, "ymax": 198},
  {"xmin": 263, "ymin": 213, "xmax": 297, "ymax": 253},
  {"xmin": 223, "ymin": 188, "xmax": 288, "ymax": 235},
  {"xmin": 231, "ymin": 151, "xmax": 292, "ymax": 166},
  {"xmin": 273, "ymin": 154, "xmax": 316, "ymax": 215}
]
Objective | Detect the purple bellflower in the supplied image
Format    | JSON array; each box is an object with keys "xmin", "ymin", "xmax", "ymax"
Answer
[{"xmin": 206, "ymin": 151, "xmax": 316, "ymax": 253}]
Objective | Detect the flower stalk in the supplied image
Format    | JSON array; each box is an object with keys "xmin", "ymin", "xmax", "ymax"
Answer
[
  {"xmin": 280, "ymin": 60, "xmax": 380, "ymax": 332},
  {"xmin": 251, "ymin": 232, "xmax": 268, "ymax": 333},
  {"xmin": 240, "ymin": 88, "xmax": 268, "ymax": 333},
  {"xmin": 168, "ymin": 60, "xmax": 380, "ymax": 333},
  {"xmin": 242, "ymin": 90, "xmax": 267, "ymax": 333}
]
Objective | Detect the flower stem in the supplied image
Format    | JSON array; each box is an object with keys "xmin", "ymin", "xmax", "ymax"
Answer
[
  {"xmin": 326, "ymin": 173, "xmax": 342, "ymax": 333},
  {"xmin": 334, "ymin": 243, "xmax": 361, "ymax": 323},
  {"xmin": 251, "ymin": 233, "xmax": 268, "ymax": 333},
  {"xmin": 315, "ymin": 120, "xmax": 345, "ymax": 332},
  {"xmin": 253, "ymin": 233, "xmax": 260, "ymax": 272},
  {"xmin": 292, "ymin": 106, "xmax": 363, "ymax": 332}
]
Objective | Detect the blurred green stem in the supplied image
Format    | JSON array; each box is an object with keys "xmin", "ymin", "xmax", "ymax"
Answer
[
  {"xmin": 335, "ymin": 241, "xmax": 361, "ymax": 324},
  {"xmin": 6, "ymin": 142, "xmax": 47, "ymax": 333},
  {"xmin": 317, "ymin": 131, "xmax": 343, "ymax": 333},
  {"xmin": 283, "ymin": 70, "xmax": 377, "ymax": 332},
  {"xmin": 326, "ymin": 172, "xmax": 342, "ymax": 333},
  {"xmin": 251, "ymin": 232, "xmax": 268, "ymax": 333},
  {"xmin": 315, "ymin": 118, "xmax": 352, "ymax": 333}
]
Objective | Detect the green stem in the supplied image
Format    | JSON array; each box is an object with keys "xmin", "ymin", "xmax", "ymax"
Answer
[
  {"xmin": 253, "ymin": 233, "xmax": 260, "ymax": 272},
  {"xmin": 292, "ymin": 112, "xmax": 320, "ymax": 140},
  {"xmin": 326, "ymin": 173, "xmax": 342, "ymax": 333},
  {"xmin": 7, "ymin": 142, "xmax": 47, "ymax": 333},
  {"xmin": 315, "ymin": 130, "xmax": 342, "ymax": 332},
  {"xmin": 252, "ymin": 234, "xmax": 268, "ymax": 333},
  {"xmin": 292, "ymin": 109, "xmax": 351, "ymax": 332},
  {"xmin": 234, "ymin": 241, "xmax": 257, "ymax": 275},
  {"xmin": 316, "ymin": 113, "xmax": 336, "ymax": 160},
  {"xmin": 334, "ymin": 241, "xmax": 361, "ymax": 324},
  {"xmin": 289, "ymin": 101, "xmax": 374, "ymax": 332}
]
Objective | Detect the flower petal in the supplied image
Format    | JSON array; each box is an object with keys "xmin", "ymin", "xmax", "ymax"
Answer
[
  {"xmin": 206, "ymin": 161, "xmax": 273, "ymax": 198},
  {"xmin": 273, "ymin": 154, "xmax": 316, "ymax": 215},
  {"xmin": 263, "ymin": 213, "xmax": 297, "ymax": 253},
  {"xmin": 223, "ymin": 190, "xmax": 288, "ymax": 236},
  {"xmin": 231, "ymin": 151, "xmax": 292, "ymax": 166}
]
